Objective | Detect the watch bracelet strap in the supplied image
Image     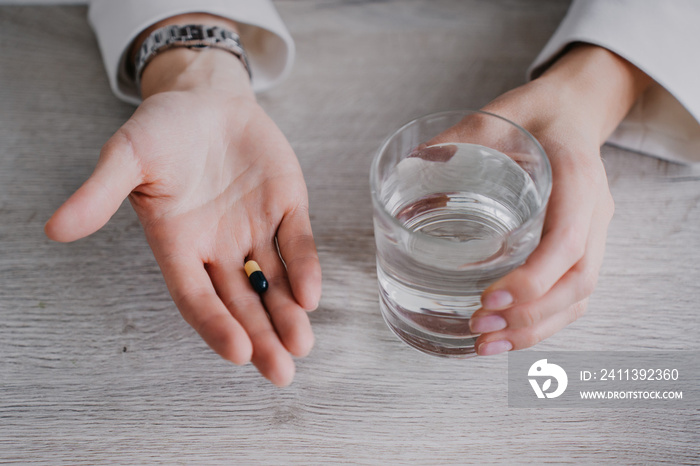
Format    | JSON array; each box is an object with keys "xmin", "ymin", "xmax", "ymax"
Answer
[{"xmin": 134, "ymin": 24, "xmax": 252, "ymax": 89}]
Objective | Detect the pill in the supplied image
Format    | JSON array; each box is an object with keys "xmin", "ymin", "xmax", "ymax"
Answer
[{"xmin": 244, "ymin": 260, "xmax": 268, "ymax": 294}]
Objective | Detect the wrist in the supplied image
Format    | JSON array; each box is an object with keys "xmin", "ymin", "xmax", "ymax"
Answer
[
  {"xmin": 536, "ymin": 44, "xmax": 652, "ymax": 144},
  {"xmin": 140, "ymin": 47, "xmax": 253, "ymax": 100}
]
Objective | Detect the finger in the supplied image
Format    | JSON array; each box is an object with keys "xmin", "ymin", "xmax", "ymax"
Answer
[
  {"xmin": 475, "ymin": 299, "xmax": 589, "ymax": 356},
  {"xmin": 276, "ymin": 206, "xmax": 322, "ymax": 311},
  {"xmin": 481, "ymin": 159, "xmax": 601, "ymax": 310},
  {"xmin": 253, "ymin": 242, "xmax": 315, "ymax": 358},
  {"xmin": 207, "ymin": 259, "xmax": 296, "ymax": 387},
  {"xmin": 158, "ymin": 252, "xmax": 253, "ymax": 366},
  {"xmin": 471, "ymin": 200, "xmax": 611, "ymax": 332},
  {"xmin": 45, "ymin": 131, "xmax": 143, "ymax": 242},
  {"xmin": 408, "ymin": 144, "xmax": 457, "ymax": 162}
]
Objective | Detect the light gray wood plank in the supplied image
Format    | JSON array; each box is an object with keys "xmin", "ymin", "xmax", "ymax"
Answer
[{"xmin": 1, "ymin": 2, "xmax": 698, "ymax": 464}]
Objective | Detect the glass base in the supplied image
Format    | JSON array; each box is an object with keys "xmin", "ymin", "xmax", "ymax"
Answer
[{"xmin": 379, "ymin": 292, "xmax": 479, "ymax": 359}]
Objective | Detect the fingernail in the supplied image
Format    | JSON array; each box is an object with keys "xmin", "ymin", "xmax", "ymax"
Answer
[
  {"xmin": 478, "ymin": 340, "xmax": 513, "ymax": 356},
  {"xmin": 482, "ymin": 290, "xmax": 513, "ymax": 310},
  {"xmin": 470, "ymin": 315, "xmax": 507, "ymax": 334}
]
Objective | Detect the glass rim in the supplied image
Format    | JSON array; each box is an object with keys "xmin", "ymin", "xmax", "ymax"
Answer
[{"xmin": 370, "ymin": 109, "xmax": 552, "ymax": 248}]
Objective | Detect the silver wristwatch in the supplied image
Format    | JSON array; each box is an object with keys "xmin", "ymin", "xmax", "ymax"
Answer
[{"xmin": 134, "ymin": 24, "xmax": 252, "ymax": 86}]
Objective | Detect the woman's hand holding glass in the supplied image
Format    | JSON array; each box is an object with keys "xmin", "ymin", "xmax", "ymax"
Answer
[{"xmin": 430, "ymin": 45, "xmax": 651, "ymax": 355}]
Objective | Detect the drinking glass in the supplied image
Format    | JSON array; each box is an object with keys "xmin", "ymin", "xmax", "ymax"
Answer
[{"xmin": 370, "ymin": 110, "xmax": 551, "ymax": 358}]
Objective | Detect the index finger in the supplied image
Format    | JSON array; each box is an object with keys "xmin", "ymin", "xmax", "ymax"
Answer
[{"xmin": 276, "ymin": 206, "xmax": 322, "ymax": 311}]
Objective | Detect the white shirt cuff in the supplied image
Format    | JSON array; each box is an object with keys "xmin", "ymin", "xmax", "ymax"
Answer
[
  {"xmin": 528, "ymin": 0, "xmax": 700, "ymax": 164},
  {"xmin": 88, "ymin": 0, "xmax": 294, "ymax": 106}
]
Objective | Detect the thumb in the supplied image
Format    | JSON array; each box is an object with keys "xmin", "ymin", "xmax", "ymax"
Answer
[{"xmin": 45, "ymin": 132, "xmax": 143, "ymax": 242}]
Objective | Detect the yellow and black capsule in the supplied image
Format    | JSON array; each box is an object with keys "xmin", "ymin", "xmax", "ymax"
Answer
[{"xmin": 244, "ymin": 260, "xmax": 268, "ymax": 294}]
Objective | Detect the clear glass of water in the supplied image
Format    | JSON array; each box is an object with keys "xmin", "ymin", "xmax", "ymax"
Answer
[{"xmin": 370, "ymin": 110, "xmax": 552, "ymax": 358}]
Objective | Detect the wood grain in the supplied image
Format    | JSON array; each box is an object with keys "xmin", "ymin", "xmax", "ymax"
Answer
[{"xmin": 1, "ymin": 2, "xmax": 698, "ymax": 464}]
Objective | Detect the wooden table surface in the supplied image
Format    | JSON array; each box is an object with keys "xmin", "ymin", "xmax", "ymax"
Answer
[{"xmin": 1, "ymin": 1, "xmax": 699, "ymax": 463}]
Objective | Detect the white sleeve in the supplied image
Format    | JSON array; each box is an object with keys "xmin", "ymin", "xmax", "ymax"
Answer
[
  {"xmin": 528, "ymin": 0, "xmax": 700, "ymax": 164},
  {"xmin": 87, "ymin": 0, "xmax": 294, "ymax": 106}
]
